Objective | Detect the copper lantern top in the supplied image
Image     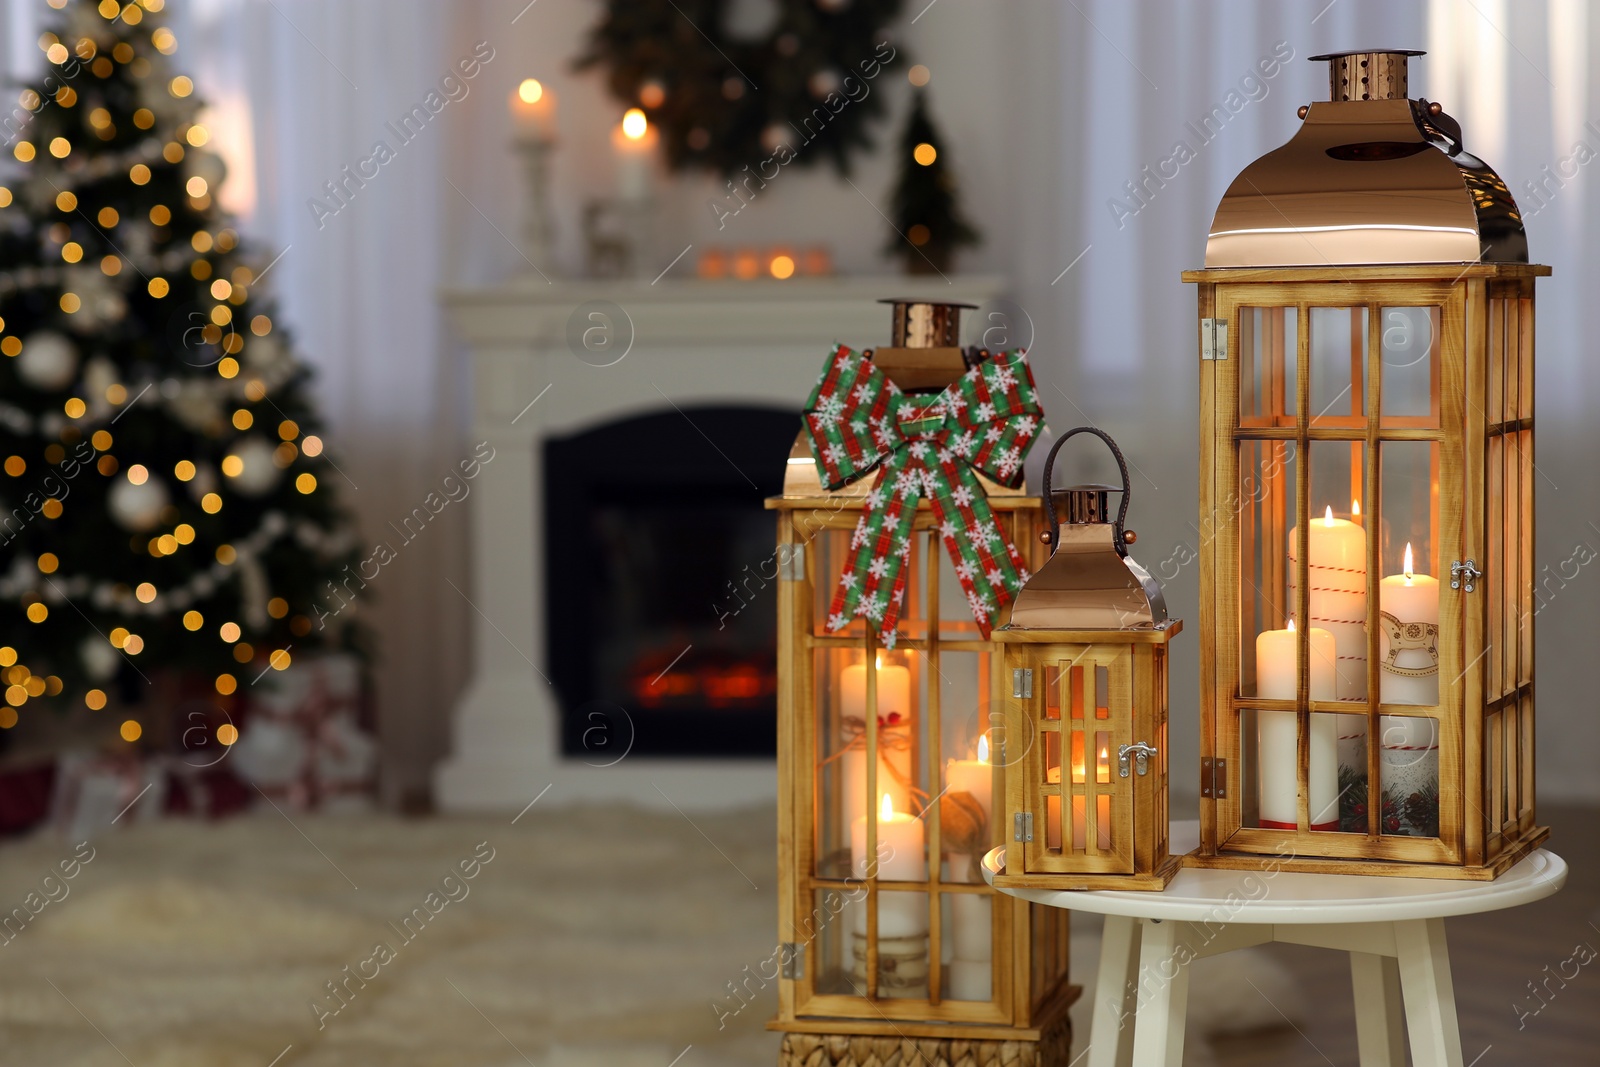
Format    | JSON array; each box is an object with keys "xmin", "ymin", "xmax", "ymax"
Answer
[{"xmin": 1204, "ymin": 49, "xmax": 1527, "ymax": 267}]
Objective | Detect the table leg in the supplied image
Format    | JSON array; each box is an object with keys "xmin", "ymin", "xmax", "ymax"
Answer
[
  {"xmin": 1130, "ymin": 919, "xmax": 1191, "ymax": 1067},
  {"xmin": 1088, "ymin": 914, "xmax": 1140, "ymax": 1067},
  {"xmin": 1350, "ymin": 949, "xmax": 1405, "ymax": 1066},
  {"xmin": 1395, "ymin": 917, "xmax": 1465, "ymax": 1067}
]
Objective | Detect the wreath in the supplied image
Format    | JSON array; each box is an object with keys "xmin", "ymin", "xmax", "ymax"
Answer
[{"xmin": 575, "ymin": 0, "xmax": 905, "ymax": 175}]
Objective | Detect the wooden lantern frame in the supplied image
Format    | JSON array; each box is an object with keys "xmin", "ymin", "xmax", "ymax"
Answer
[
  {"xmin": 767, "ymin": 489, "xmax": 1076, "ymax": 1047},
  {"xmin": 1185, "ymin": 263, "xmax": 1550, "ymax": 879},
  {"xmin": 994, "ymin": 624, "xmax": 1182, "ymax": 890}
]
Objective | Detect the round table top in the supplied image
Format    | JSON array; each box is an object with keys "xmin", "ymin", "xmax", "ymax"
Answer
[{"xmin": 982, "ymin": 822, "xmax": 1567, "ymax": 924}]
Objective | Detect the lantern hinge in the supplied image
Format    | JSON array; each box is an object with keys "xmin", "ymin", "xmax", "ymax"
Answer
[
  {"xmin": 1200, "ymin": 318, "xmax": 1229, "ymax": 361},
  {"xmin": 1011, "ymin": 668, "xmax": 1033, "ymax": 699},
  {"xmin": 777, "ymin": 544, "xmax": 805, "ymax": 581},
  {"xmin": 1450, "ymin": 558, "xmax": 1480, "ymax": 593},
  {"xmin": 1200, "ymin": 756, "xmax": 1227, "ymax": 799},
  {"xmin": 780, "ymin": 942, "xmax": 803, "ymax": 980},
  {"xmin": 1014, "ymin": 811, "xmax": 1034, "ymax": 842}
]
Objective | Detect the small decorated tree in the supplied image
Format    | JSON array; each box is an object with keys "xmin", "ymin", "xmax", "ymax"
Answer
[
  {"xmin": 882, "ymin": 90, "xmax": 979, "ymax": 274},
  {"xmin": 0, "ymin": 0, "xmax": 363, "ymax": 727}
]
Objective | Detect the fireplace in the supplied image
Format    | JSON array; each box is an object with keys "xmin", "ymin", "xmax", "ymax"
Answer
[{"xmin": 545, "ymin": 406, "xmax": 797, "ymax": 757}]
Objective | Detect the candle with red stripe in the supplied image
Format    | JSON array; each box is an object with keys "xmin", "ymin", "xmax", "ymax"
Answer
[{"xmin": 1289, "ymin": 503, "xmax": 1369, "ymax": 701}]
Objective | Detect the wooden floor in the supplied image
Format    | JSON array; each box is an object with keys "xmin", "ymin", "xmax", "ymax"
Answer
[{"xmin": 1208, "ymin": 802, "xmax": 1598, "ymax": 1066}]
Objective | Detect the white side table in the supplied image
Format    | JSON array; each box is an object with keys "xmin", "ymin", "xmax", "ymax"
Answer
[{"xmin": 983, "ymin": 823, "xmax": 1566, "ymax": 1067}]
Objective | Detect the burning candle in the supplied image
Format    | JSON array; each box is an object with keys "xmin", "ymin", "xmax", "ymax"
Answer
[
  {"xmin": 1289, "ymin": 504, "xmax": 1368, "ymax": 700},
  {"xmin": 1256, "ymin": 619, "xmax": 1340, "ymax": 830},
  {"xmin": 613, "ymin": 107, "xmax": 657, "ymax": 202},
  {"xmin": 943, "ymin": 733, "xmax": 993, "ymax": 826},
  {"xmin": 841, "ymin": 654, "xmax": 913, "ymax": 827},
  {"xmin": 850, "ymin": 793, "xmax": 929, "ymax": 937},
  {"xmin": 510, "ymin": 78, "xmax": 556, "ymax": 139},
  {"xmin": 1378, "ymin": 543, "xmax": 1441, "ymax": 708}
]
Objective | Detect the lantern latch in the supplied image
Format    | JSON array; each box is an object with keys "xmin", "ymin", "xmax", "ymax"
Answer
[
  {"xmin": 780, "ymin": 942, "xmax": 804, "ymax": 980},
  {"xmin": 1014, "ymin": 811, "xmax": 1034, "ymax": 842},
  {"xmin": 1200, "ymin": 318, "xmax": 1229, "ymax": 361},
  {"xmin": 777, "ymin": 544, "xmax": 805, "ymax": 581},
  {"xmin": 1118, "ymin": 741, "xmax": 1158, "ymax": 778},
  {"xmin": 1200, "ymin": 756, "xmax": 1228, "ymax": 799},
  {"xmin": 1012, "ymin": 668, "xmax": 1034, "ymax": 699},
  {"xmin": 1450, "ymin": 558, "xmax": 1481, "ymax": 593}
]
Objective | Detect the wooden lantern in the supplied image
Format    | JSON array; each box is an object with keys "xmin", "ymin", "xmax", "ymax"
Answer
[
  {"xmin": 768, "ymin": 303, "xmax": 1073, "ymax": 1064},
  {"xmin": 1184, "ymin": 49, "xmax": 1548, "ymax": 878},
  {"xmin": 993, "ymin": 428, "xmax": 1182, "ymax": 891}
]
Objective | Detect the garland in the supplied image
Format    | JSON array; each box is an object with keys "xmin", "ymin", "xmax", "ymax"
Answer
[{"xmin": 575, "ymin": 0, "xmax": 904, "ymax": 175}]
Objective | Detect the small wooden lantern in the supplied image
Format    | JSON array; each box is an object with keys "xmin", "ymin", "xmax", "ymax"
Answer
[
  {"xmin": 768, "ymin": 302, "xmax": 1073, "ymax": 1063},
  {"xmin": 1184, "ymin": 49, "xmax": 1549, "ymax": 878},
  {"xmin": 994, "ymin": 428, "xmax": 1183, "ymax": 891}
]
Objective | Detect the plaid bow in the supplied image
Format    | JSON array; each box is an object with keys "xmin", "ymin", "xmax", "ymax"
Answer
[{"xmin": 801, "ymin": 343, "xmax": 1045, "ymax": 646}]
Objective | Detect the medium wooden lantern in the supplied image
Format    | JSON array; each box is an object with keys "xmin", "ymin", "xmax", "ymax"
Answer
[
  {"xmin": 993, "ymin": 428, "xmax": 1182, "ymax": 892},
  {"xmin": 1184, "ymin": 49, "xmax": 1549, "ymax": 878},
  {"xmin": 768, "ymin": 302, "xmax": 1073, "ymax": 1064}
]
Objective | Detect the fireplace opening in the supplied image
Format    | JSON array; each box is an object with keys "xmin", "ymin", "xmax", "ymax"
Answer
[{"xmin": 545, "ymin": 405, "xmax": 798, "ymax": 758}]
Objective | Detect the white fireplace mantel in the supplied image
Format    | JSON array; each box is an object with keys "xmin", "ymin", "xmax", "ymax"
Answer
[{"xmin": 433, "ymin": 274, "xmax": 1006, "ymax": 812}]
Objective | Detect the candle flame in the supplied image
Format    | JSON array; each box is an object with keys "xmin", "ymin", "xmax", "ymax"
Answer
[
  {"xmin": 622, "ymin": 107, "xmax": 648, "ymax": 140},
  {"xmin": 1287, "ymin": 617, "xmax": 1297, "ymax": 633},
  {"xmin": 1404, "ymin": 542, "xmax": 1414, "ymax": 582},
  {"xmin": 1351, "ymin": 498, "xmax": 1361, "ymax": 520},
  {"xmin": 1099, "ymin": 747, "xmax": 1108, "ymax": 760},
  {"xmin": 977, "ymin": 734, "xmax": 989, "ymax": 763},
  {"xmin": 1323, "ymin": 505, "xmax": 1335, "ymax": 527},
  {"xmin": 517, "ymin": 78, "xmax": 544, "ymax": 104},
  {"xmin": 880, "ymin": 792, "xmax": 894, "ymax": 821},
  {"xmin": 874, "ymin": 652, "xmax": 883, "ymax": 669}
]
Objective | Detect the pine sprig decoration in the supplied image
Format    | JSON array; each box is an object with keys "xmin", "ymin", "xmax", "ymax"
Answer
[
  {"xmin": 0, "ymin": 0, "xmax": 366, "ymax": 716},
  {"xmin": 575, "ymin": 0, "xmax": 904, "ymax": 175}
]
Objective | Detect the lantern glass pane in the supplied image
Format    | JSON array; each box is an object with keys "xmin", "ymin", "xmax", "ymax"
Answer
[
  {"xmin": 938, "ymin": 648, "xmax": 996, "ymax": 883},
  {"xmin": 1517, "ymin": 294, "xmax": 1534, "ymax": 421},
  {"xmin": 1304, "ymin": 440, "xmax": 1369, "ymax": 701},
  {"xmin": 1503, "ymin": 433, "xmax": 1524, "ymax": 699},
  {"xmin": 1378, "ymin": 441, "xmax": 1438, "ymax": 584},
  {"xmin": 1377, "ymin": 713, "xmax": 1440, "ymax": 837},
  {"xmin": 1308, "ymin": 306, "xmax": 1368, "ymax": 428},
  {"xmin": 811, "ymin": 524, "xmax": 858, "ymax": 636},
  {"xmin": 1486, "ymin": 433, "xmax": 1504, "ymax": 701},
  {"xmin": 936, "ymin": 536, "xmax": 984, "ymax": 640},
  {"xmin": 811, "ymin": 887, "xmax": 856, "ymax": 996},
  {"xmin": 1045, "ymin": 793, "xmax": 1063, "ymax": 851},
  {"xmin": 1239, "ymin": 306, "xmax": 1298, "ymax": 428},
  {"xmin": 1379, "ymin": 306, "xmax": 1440, "ymax": 425},
  {"xmin": 1238, "ymin": 440, "xmax": 1296, "ymax": 699},
  {"xmin": 854, "ymin": 891, "xmax": 931, "ymax": 999},
  {"xmin": 1044, "ymin": 730, "xmax": 1062, "ymax": 789},
  {"xmin": 1043, "ymin": 664, "xmax": 1062, "ymax": 719}
]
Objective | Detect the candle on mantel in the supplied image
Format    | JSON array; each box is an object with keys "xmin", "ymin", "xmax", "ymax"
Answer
[
  {"xmin": 510, "ymin": 78, "xmax": 556, "ymax": 139},
  {"xmin": 850, "ymin": 793, "xmax": 929, "ymax": 937},
  {"xmin": 613, "ymin": 107, "xmax": 658, "ymax": 202},
  {"xmin": 1256, "ymin": 619, "xmax": 1340, "ymax": 830},
  {"xmin": 841, "ymin": 654, "xmax": 913, "ymax": 826},
  {"xmin": 1290, "ymin": 504, "xmax": 1368, "ymax": 700}
]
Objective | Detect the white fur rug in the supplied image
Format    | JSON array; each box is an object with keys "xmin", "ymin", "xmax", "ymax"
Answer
[{"xmin": 0, "ymin": 805, "xmax": 1300, "ymax": 1065}]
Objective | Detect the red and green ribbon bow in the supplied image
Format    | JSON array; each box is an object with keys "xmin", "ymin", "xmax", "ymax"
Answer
[{"xmin": 802, "ymin": 344, "xmax": 1046, "ymax": 646}]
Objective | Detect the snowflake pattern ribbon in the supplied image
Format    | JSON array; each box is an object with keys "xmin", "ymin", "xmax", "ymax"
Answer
[{"xmin": 801, "ymin": 343, "xmax": 1045, "ymax": 646}]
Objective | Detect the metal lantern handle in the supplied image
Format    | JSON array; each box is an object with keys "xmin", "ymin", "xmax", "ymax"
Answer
[{"xmin": 1041, "ymin": 426, "xmax": 1132, "ymax": 557}]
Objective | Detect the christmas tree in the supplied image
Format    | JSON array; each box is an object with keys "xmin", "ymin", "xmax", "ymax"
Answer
[
  {"xmin": 882, "ymin": 90, "xmax": 979, "ymax": 274},
  {"xmin": 0, "ymin": 0, "xmax": 363, "ymax": 725}
]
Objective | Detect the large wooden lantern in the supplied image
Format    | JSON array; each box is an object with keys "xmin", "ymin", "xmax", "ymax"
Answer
[
  {"xmin": 994, "ymin": 428, "xmax": 1182, "ymax": 891},
  {"xmin": 768, "ymin": 303, "xmax": 1073, "ymax": 1063},
  {"xmin": 1184, "ymin": 49, "xmax": 1549, "ymax": 878}
]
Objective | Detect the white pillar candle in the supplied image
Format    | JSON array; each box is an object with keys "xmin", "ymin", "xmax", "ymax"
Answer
[
  {"xmin": 613, "ymin": 109, "xmax": 658, "ymax": 202},
  {"xmin": 948, "ymin": 958, "xmax": 992, "ymax": 1001},
  {"xmin": 1378, "ymin": 543, "xmax": 1441, "ymax": 708},
  {"xmin": 510, "ymin": 79, "xmax": 557, "ymax": 139},
  {"xmin": 850, "ymin": 793, "xmax": 928, "ymax": 937},
  {"xmin": 943, "ymin": 733, "xmax": 994, "ymax": 826},
  {"xmin": 1256, "ymin": 621, "xmax": 1339, "ymax": 829},
  {"xmin": 841, "ymin": 657, "xmax": 913, "ymax": 828},
  {"xmin": 1289, "ymin": 505, "xmax": 1368, "ymax": 700}
]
